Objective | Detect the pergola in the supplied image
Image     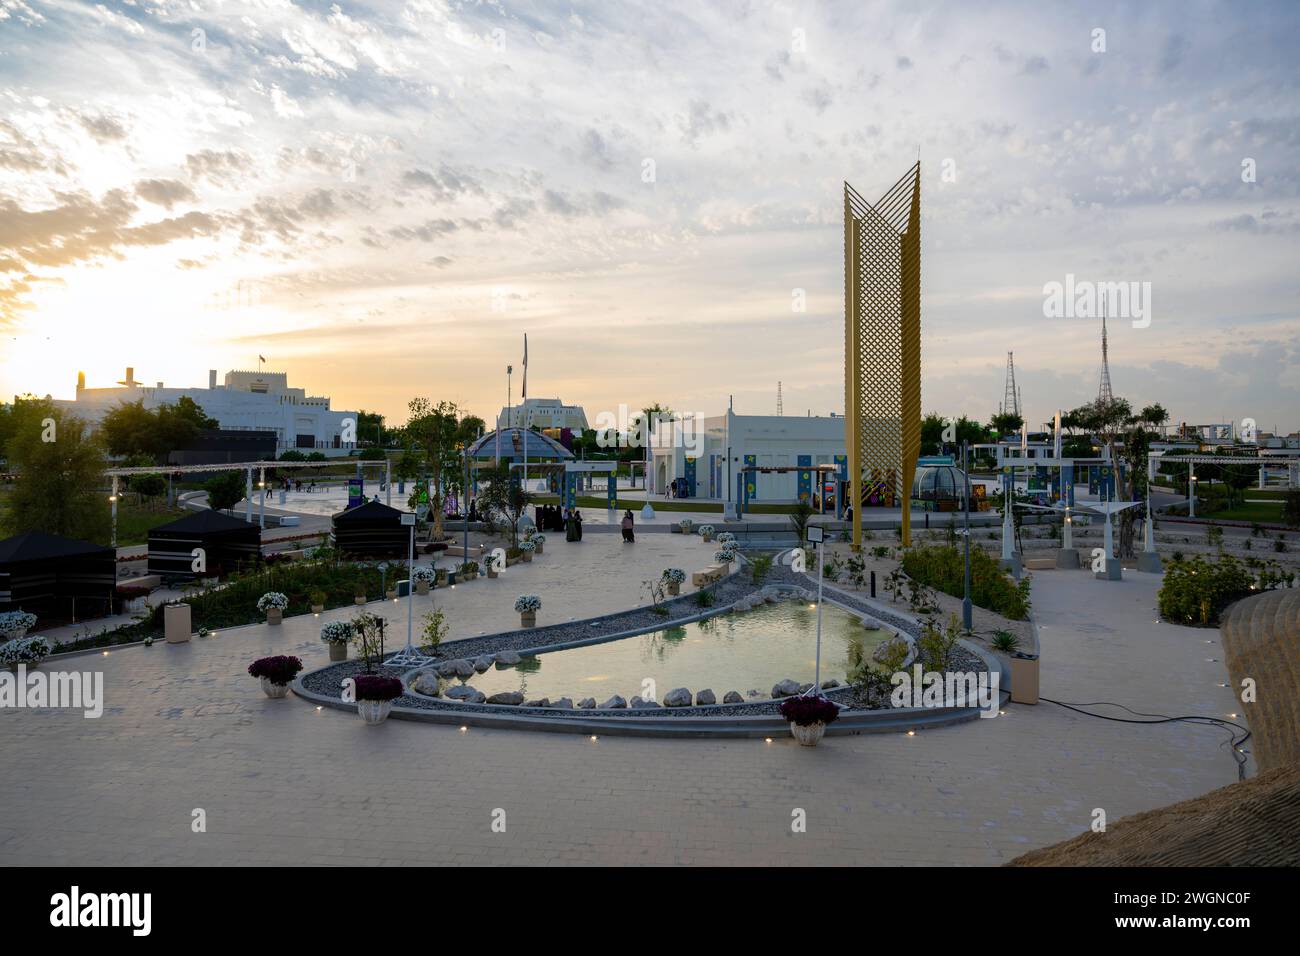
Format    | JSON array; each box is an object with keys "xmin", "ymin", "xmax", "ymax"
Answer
[
  {"xmin": 1148, "ymin": 453, "xmax": 1299, "ymax": 519},
  {"xmin": 103, "ymin": 457, "xmax": 393, "ymax": 546}
]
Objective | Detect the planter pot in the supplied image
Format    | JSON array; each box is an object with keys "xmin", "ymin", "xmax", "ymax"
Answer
[
  {"xmin": 666, "ymin": 582, "xmax": 681, "ymax": 596},
  {"xmin": 520, "ymin": 610, "xmax": 537, "ymax": 628},
  {"xmin": 328, "ymin": 642, "xmax": 348, "ymax": 662},
  {"xmin": 266, "ymin": 608, "xmax": 283, "ymax": 625},
  {"xmin": 416, "ymin": 581, "xmax": 431, "ymax": 596},
  {"xmin": 260, "ymin": 677, "xmax": 291, "ymax": 699},
  {"xmin": 789, "ymin": 721, "xmax": 826, "ymax": 747},
  {"xmin": 311, "ymin": 604, "xmax": 324, "ymax": 613},
  {"xmin": 702, "ymin": 533, "xmax": 713, "ymax": 543},
  {"xmin": 521, "ymin": 551, "xmax": 533, "ymax": 563},
  {"xmin": 462, "ymin": 571, "xmax": 477, "ymax": 581},
  {"xmin": 534, "ymin": 541, "xmax": 544, "ymax": 555},
  {"xmin": 487, "ymin": 567, "xmax": 499, "ymax": 579},
  {"xmin": 354, "ymin": 595, "xmax": 367, "ymax": 605},
  {"xmin": 357, "ymin": 699, "xmax": 394, "ymax": 725}
]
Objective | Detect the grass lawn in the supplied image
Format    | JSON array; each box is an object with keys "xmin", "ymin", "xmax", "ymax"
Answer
[
  {"xmin": 1202, "ymin": 501, "xmax": 1288, "ymax": 524},
  {"xmin": 112, "ymin": 501, "xmax": 191, "ymax": 546}
]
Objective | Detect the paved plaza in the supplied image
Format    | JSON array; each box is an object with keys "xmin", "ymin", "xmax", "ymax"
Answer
[{"xmin": 0, "ymin": 535, "xmax": 1247, "ymax": 866}]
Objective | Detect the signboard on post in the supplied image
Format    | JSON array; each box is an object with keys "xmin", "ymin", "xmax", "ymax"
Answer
[{"xmin": 806, "ymin": 525, "xmax": 824, "ymax": 544}]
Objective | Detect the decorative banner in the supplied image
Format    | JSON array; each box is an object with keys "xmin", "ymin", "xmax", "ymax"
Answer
[
  {"xmin": 606, "ymin": 467, "xmax": 618, "ymax": 510},
  {"xmin": 744, "ymin": 454, "xmax": 757, "ymax": 500},
  {"xmin": 564, "ymin": 471, "xmax": 577, "ymax": 511},
  {"xmin": 684, "ymin": 457, "xmax": 697, "ymax": 497},
  {"xmin": 347, "ymin": 478, "xmax": 364, "ymax": 509},
  {"xmin": 797, "ymin": 455, "xmax": 812, "ymax": 503}
]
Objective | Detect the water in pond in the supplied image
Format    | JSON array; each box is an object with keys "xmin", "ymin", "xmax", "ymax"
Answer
[{"xmin": 459, "ymin": 601, "xmax": 890, "ymax": 703}]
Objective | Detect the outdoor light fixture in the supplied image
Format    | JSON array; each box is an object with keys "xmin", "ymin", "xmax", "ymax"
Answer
[
  {"xmin": 906, "ymin": 730, "xmax": 916, "ymax": 736},
  {"xmin": 108, "ymin": 495, "xmax": 117, "ymax": 502},
  {"xmin": 459, "ymin": 726, "xmax": 468, "ymax": 733},
  {"xmin": 589, "ymin": 735, "xmax": 598, "ymax": 742},
  {"xmin": 764, "ymin": 737, "xmax": 773, "ymax": 744}
]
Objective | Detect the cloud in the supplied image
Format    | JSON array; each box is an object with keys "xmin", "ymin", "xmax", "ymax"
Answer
[{"xmin": 135, "ymin": 179, "xmax": 196, "ymax": 209}]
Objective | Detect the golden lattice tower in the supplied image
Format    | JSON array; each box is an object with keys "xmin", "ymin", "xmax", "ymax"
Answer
[{"xmin": 844, "ymin": 163, "xmax": 921, "ymax": 550}]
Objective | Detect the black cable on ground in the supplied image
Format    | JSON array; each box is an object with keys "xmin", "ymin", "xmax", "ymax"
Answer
[{"xmin": 1038, "ymin": 696, "xmax": 1252, "ymax": 781}]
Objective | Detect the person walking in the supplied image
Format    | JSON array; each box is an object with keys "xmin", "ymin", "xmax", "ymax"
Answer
[
  {"xmin": 565, "ymin": 507, "xmax": 578, "ymax": 542},
  {"xmin": 574, "ymin": 508, "xmax": 584, "ymax": 541},
  {"xmin": 621, "ymin": 509, "xmax": 635, "ymax": 543}
]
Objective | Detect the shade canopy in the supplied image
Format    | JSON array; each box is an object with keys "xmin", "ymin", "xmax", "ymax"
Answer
[
  {"xmin": 147, "ymin": 509, "xmax": 262, "ymax": 580},
  {"xmin": 467, "ymin": 428, "xmax": 574, "ymax": 461},
  {"xmin": 0, "ymin": 530, "xmax": 116, "ymax": 617},
  {"xmin": 331, "ymin": 499, "xmax": 410, "ymax": 557}
]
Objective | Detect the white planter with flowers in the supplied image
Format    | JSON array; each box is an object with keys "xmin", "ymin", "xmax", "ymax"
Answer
[
  {"xmin": 257, "ymin": 591, "xmax": 289, "ymax": 625},
  {"xmin": 515, "ymin": 595, "xmax": 541, "ymax": 628},
  {"xmin": 661, "ymin": 568, "xmax": 686, "ymax": 596}
]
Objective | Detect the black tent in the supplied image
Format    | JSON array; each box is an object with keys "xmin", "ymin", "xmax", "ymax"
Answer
[
  {"xmin": 332, "ymin": 500, "xmax": 409, "ymax": 558},
  {"xmin": 0, "ymin": 531, "xmax": 116, "ymax": 620},
  {"xmin": 147, "ymin": 509, "xmax": 262, "ymax": 580}
]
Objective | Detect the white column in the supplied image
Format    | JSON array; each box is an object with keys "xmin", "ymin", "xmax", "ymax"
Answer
[
  {"xmin": 244, "ymin": 468, "xmax": 253, "ymax": 523},
  {"xmin": 1188, "ymin": 462, "xmax": 1196, "ymax": 519}
]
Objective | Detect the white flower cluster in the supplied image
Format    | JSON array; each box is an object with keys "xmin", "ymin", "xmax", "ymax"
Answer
[
  {"xmin": 661, "ymin": 568, "xmax": 686, "ymax": 584},
  {"xmin": 0, "ymin": 634, "xmax": 51, "ymax": 667},
  {"xmin": 716, "ymin": 532, "xmax": 737, "ymax": 547},
  {"xmin": 411, "ymin": 565, "xmax": 437, "ymax": 583},
  {"xmin": 257, "ymin": 591, "xmax": 289, "ymax": 612},
  {"xmin": 714, "ymin": 547, "xmax": 738, "ymax": 563},
  {"xmin": 518, "ymin": 538, "xmax": 537, "ymax": 552},
  {"xmin": 320, "ymin": 621, "xmax": 353, "ymax": 644},
  {"xmin": 514, "ymin": 595, "xmax": 542, "ymax": 612},
  {"xmin": 0, "ymin": 610, "xmax": 38, "ymax": 640},
  {"xmin": 697, "ymin": 525, "xmax": 715, "ymax": 536}
]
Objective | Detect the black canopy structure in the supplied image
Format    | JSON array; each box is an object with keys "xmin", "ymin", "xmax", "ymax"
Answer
[
  {"xmin": 0, "ymin": 531, "xmax": 116, "ymax": 620},
  {"xmin": 147, "ymin": 509, "xmax": 262, "ymax": 580},
  {"xmin": 331, "ymin": 499, "xmax": 409, "ymax": 558}
]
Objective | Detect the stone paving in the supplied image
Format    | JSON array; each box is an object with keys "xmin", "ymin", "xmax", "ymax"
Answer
[{"xmin": 0, "ymin": 535, "xmax": 1248, "ymax": 866}]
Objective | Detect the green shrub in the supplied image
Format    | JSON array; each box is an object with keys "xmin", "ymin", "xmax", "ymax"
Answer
[
  {"xmin": 900, "ymin": 544, "xmax": 1031, "ymax": 620},
  {"xmin": 1156, "ymin": 553, "xmax": 1256, "ymax": 626}
]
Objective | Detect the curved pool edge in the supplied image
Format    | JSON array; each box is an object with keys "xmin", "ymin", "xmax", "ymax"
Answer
[{"xmin": 289, "ymin": 675, "xmax": 985, "ymax": 737}]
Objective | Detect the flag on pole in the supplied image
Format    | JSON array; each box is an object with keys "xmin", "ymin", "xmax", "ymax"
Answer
[
  {"xmin": 259, "ymin": 355, "xmax": 266, "ymax": 362},
  {"xmin": 521, "ymin": 334, "xmax": 528, "ymax": 401}
]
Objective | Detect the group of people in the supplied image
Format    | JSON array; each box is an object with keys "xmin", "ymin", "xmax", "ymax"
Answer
[{"xmin": 533, "ymin": 503, "xmax": 586, "ymax": 542}]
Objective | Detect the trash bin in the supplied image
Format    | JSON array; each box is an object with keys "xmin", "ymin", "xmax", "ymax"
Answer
[{"xmin": 1009, "ymin": 652, "xmax": 1039, "ymax": 705}]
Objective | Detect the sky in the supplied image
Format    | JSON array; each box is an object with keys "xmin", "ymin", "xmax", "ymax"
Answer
[{"xmin": 1, "ymin": 0, "xmax": 1298, "ymax": 433}]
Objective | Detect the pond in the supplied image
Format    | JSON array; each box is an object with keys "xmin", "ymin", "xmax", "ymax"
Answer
[{"xmin": 459, "ymin": 600, "xmax": 892, "ymax": 704}]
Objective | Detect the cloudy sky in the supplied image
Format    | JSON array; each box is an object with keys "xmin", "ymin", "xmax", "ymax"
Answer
[{"xmin": 1, "ymin": 0, "xmax": 1298, "ymax": 432}]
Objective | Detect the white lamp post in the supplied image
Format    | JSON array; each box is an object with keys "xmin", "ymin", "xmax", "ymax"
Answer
[{"xmin": 806, "ymin": 525, "xmax": 825, "ymax": 694}]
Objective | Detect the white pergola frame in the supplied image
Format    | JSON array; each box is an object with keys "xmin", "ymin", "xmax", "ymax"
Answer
[
  {"xmin": 104, "ymin": 457, "xmax": 393, "ymax": 547},
  {"xmin": 1147, "ymin": 452, "xmax": 1299, "ymax": 519}
]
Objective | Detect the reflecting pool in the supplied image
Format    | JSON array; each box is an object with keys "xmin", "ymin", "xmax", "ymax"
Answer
[{"xmin": 457, "ymin": 601, "xmax": 891, "ymax": 703}]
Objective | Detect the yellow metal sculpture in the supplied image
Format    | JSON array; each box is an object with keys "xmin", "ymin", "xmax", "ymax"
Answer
[{"xmin": 844, "ymin": 163, "xmax": 921, "ymax": 550}]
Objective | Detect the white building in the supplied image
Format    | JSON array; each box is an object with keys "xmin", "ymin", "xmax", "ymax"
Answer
[
  {"xmin": 497, "ymin": 397, "xmax": 588, "ymax": 431},
  {"xmin": 56, "ymin": 367, "xmax": 359, "ymax": 457},
  {"xmin": 648, "ymin": 409, "xmax": 846, "ymax": 503}
]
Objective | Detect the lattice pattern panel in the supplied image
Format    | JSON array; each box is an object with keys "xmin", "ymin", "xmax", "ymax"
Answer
[{"xmin": 844, "ymin": 164, "xmax": 922, "ymax": 547}]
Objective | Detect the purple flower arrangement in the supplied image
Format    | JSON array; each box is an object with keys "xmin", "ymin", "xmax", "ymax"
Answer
[
  {"xmin": 247, "ymin": 655, "xmax": 304, "ymax": 685},
  {"xmin": 354, "ymin": 675, "xmax": 405, "ymax": 702},
  {"xmin": 778, "ymin": 694, "xmax": 840, "ymax": 727}
]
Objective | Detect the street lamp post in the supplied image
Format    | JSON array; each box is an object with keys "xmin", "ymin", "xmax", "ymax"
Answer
[
  {"xmin": 962, "ymin": 441, "xmax": 972, "ymax": 631},
  {"xmin": 807, "ymin": 525, "xmax": 825, "ymax": 693}
]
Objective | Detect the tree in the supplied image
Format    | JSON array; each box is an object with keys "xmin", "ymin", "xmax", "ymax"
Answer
[
  {"xmin": 476, "ymin": 461, "xmax": 531, "ymax": 547},
  {"xmin": 2, "ymin": 400, "xmax": 109, "ymax": 542},
  {"xmin": 205, "ymin": 471, "xmax": 246, "ymax": 512},
  {"xmin": 99, "ymin": 397, "xmax": 217, "ymax": 463},
  {"xmin": 402, "ymin": 399, "xmax": 481, "ymax": 539},
  {"xmin": 989, "ymin": 412, "xmax": 1023, "ymax": 437}
]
